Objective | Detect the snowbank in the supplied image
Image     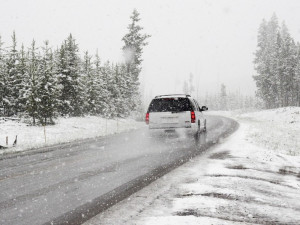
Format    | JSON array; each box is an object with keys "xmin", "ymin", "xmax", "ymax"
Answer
[
  {"xmin": 238, "ymin": 107, "xmax": 300, "ymax": 156},
  {"xmin": 0, "ymin": 116, "xmax": 145, "ymax": 155},
  {"xmin": 208, "ymin": 107, "xmax": 300, "ymax": 156}
]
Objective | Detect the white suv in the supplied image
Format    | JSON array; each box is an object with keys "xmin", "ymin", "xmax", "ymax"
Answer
[{"xmin": 145, "ymin": 94, "xmax": 208, "ymax": 133}]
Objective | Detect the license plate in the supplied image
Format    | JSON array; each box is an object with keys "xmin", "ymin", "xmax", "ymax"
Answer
[{"xmin": 162, "ymin": 117, "xmax": 178, "ymax": 123}]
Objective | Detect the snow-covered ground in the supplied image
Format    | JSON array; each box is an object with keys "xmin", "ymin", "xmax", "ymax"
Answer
[
  {"xmin": 0, "ymin": 116, "xmax": 145, "ymax": 155},
  {"xmin": 210, "ymin": 107, "xmax": 300, "ymax": 156},
  {"xmin": 85, "ymin": 107, "xmax": 300, "ymax": 225}
]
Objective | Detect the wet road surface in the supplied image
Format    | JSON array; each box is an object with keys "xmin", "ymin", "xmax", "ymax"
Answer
[{"xmin": 0, "ymin": 115, "xmax": 238, "ymax": 225}]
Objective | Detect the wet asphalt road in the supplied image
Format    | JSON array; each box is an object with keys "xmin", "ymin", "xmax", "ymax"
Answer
[{"xmin": 0, "ymin": 115, "xmax": 238, "ymax": 225}]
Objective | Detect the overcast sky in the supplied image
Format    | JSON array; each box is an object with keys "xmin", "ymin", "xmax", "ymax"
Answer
[{"xmin": 1, "ymin": 0, "xmax": 300, "ymax": 102}]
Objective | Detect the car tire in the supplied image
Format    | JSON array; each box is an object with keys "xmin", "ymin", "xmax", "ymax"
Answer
[
  {"xmin": 198, "ymin": 120, "xmax": 201, "ymax": 134},
  {"xmin": 203, "ymin": 119, "xmax": 207, "ymax": 132}
]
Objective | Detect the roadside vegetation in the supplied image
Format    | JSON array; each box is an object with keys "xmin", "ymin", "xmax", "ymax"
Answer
[
  {"xmin": 254, "ymin": 14, "xmax": 300, "ymax": 108},
  {"xmin": 0, "ymin": 9, "xmax": 150, "ymax": 125}
]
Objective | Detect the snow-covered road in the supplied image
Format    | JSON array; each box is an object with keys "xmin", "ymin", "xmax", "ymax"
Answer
[
  {"xmin": 85, "ymin": 108, "xmax": 300, "ymax": 225},
  {"xmin": 0, "ymin": 116, "xmax": 236, "ymax": 225}
]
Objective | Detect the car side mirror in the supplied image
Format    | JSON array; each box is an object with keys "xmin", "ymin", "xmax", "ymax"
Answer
[{"xmin": 201, "ymin": 106, "xmax": 208, "ymax": 111}]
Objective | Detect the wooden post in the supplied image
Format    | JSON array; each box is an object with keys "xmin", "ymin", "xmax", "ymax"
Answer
[{"xmin": 13, "ymin": 135, "xmax": 17, "ymax": 146}]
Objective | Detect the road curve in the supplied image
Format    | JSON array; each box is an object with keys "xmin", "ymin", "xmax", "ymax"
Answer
[{"xmin": 0, "ymin": 115, "xmax": 238, "ymax": 225}]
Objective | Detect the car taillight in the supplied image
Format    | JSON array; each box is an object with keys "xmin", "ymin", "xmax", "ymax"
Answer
[
  {"xmin": 191, "ymin": 111, "xmax": 195, "ymax": 123},
  {"xmin": 145, "ymin": 113, "xmax": 149, "ymax": 124}
]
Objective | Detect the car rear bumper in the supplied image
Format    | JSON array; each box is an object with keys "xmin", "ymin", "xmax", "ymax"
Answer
[{"xmin": 149, "ymin": 123, "xmax": 197, "ymax": 130}]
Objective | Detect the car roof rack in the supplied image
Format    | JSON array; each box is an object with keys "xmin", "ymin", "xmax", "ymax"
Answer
[{"xmin": 155, "ymin": 94, "xmax": 191, "ymax": 98}]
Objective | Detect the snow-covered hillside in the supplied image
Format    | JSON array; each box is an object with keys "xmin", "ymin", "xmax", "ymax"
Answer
[
  {"xmin": 85, "ymin": 107, "xmax": 300, "ymax": 225},
  {"xmin": 0, "ymin": 116, "xmax": 145, "ymax": 155}
]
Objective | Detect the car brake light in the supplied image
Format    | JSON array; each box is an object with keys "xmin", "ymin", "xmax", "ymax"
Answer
[
  {"xmin": 146, "ymin": 113, "xmax": 149, "ymax": 124},
  {"xmin": 191, "ymin": 111, "xmax": 195, "ymax": 123}
]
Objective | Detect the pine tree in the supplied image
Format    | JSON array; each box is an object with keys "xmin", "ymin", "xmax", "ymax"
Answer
[
  {"xmin": 254, "ymin": 14, "xmax": 280, "ymax": 108},
  {"xmin": 26, "ymin": 40, "xmax": 40, "ymax": 125},
  {"xmin": 38, "ymin": 41, "xmax": 59, "ymax": 124},
  {"xmin": 102, "ymin": 61, "xmax": 114, "ymax": 118},
  {"xmin": 94, "ymin": 51, "xmax": 108, "ymax": 115},
  {"xmin": 294, "ymin": 43, "xmax": 300, "ymax": 106},
  {"xmin": 57, "ymin": 34, "xmax": 85, "ymax": 116},
  {"xmin": 82, "ymin": 51, "xmax": 97, "ymax": 114},
  {"xmin": 275, "ymin": 31, "xmax": 284, "ymax": 107},
  {"xmin": 0, "ymin": 36, "xmax": 6, "ymax": 116},
  {"xmin": 122, "ymin": 9, "xmax": 150, "ymax": 112},
  {"xmin": 5, "ymin": 31, "xmax": 19, "ymax": 116},
  {"xmin": 253, "ymin": 19, "xmax": 269, "ymax": 107},
  {"xmin": 112, "ymin": 63, "xmax": 130, "ymax": 118},
  {"xmin": 66, "ymin": 34, "xmax": 85, "ymax": 116},
  {"xmin": 119, "ymin": 63, "xmax": 131, "ymax": 117},
  {"xmin": 55, "ymin": 44, "xmax": 68, "ymax": 115},
  {"xmin": 109, "ymin": 63, "xmax": 119, "ymax": 118},
  {"xmin": 17, "ymin": 44, "xmax": 29, "ymax": 114},
  {"xmin": 267, "ymin": 14, "xmax": 280, "ymax": 108},
  {"xmin": 280, "ymin": 22, "xmax": 297, "ymax": 106}
]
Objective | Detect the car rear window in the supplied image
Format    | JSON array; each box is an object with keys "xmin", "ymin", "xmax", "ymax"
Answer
[{"xmin": 148, "ymin": 98, "xmax": 193, "ymax": 112}]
